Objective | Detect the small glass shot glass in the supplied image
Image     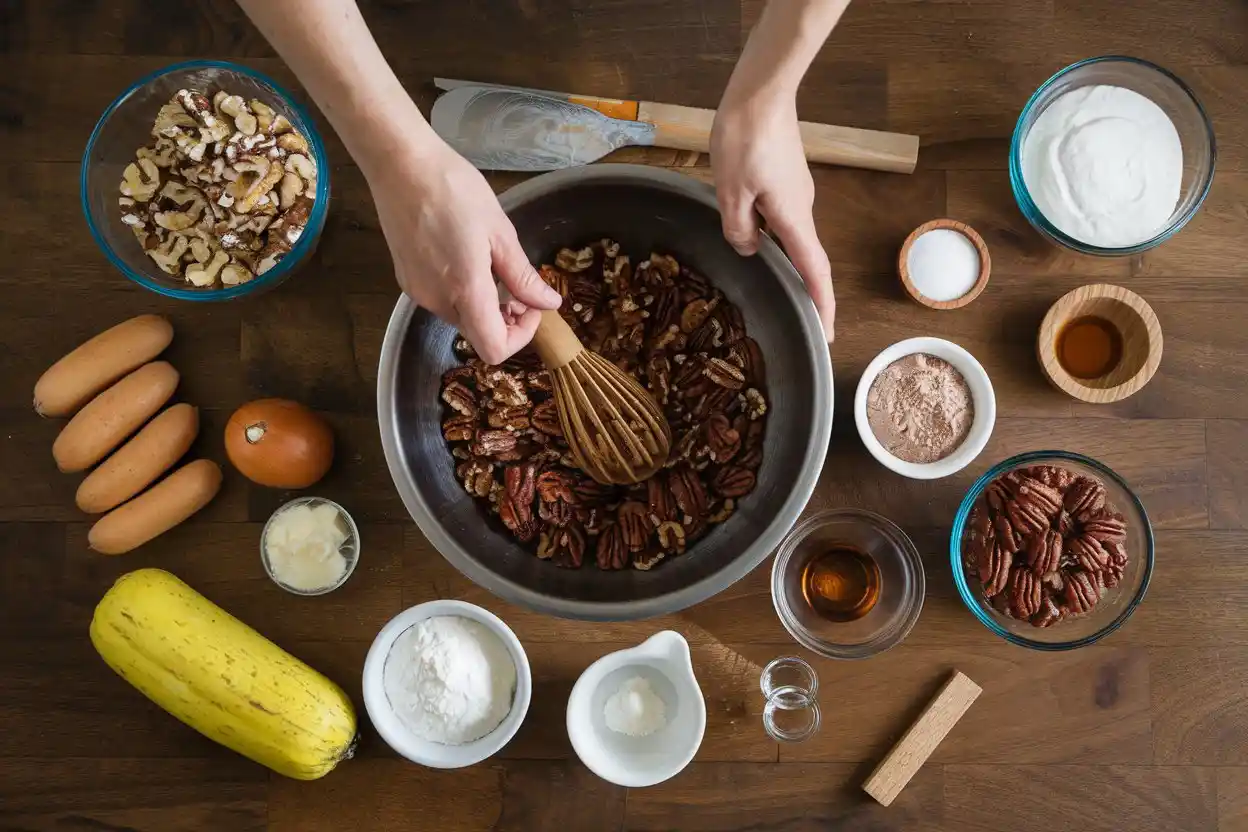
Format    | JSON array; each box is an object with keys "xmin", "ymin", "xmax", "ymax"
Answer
[
  {"xmin": 760, "ymin": 656, "xmax": 822, "ymax": 743},
  {"xmin": 261, "ymin": 496, "xmax": 360, "ymax": 596}
]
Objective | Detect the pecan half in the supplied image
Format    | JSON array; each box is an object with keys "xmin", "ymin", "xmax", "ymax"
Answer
[
  {"xmin": 530, "ymin": 400, "xmax": 562, "ymax": 437},
  {"xmin": 708, "ymin": 498, "xmax": 735, "ymax": 523},
  {"xmin": 993, "ymin": 513, "xmax": 1022, "ymax": 554},
  {"xmin": 470, "ymin": 429, "xmax": 518, "ymax": 458},
  {"xmin": 1064, "ymin": 476, "xmax": 1107, "ymax": 519},
  {"xmin": 1008, "ymin": 566, "xmax": 1043, "ymax": 619},
  {"xmin": 668, "ymin": 465, "xmax": 708, "ymax": 519},
  {"xmin": 1034, "ymin": 465, "xmax": 1077, "ymax": 492},
  {"xmin": 983, "ymin": 538, "xmax": 1012, "ymax": 597},
  {"xmin": 1026, "ymin": 529, "xmax": 1063, "ymax": 576},
  {"xmin": 1006, "ymin": 496, "xmax": 1050, "ymax": 537},
  {"xmin": 1068, "ymin": 534, "xmax": 1110, "ymax": 573},
  {"xmin": 500, "ymin": 464, "xmax": 538, "ymax": 540},
  {"xmin": 704, "ymin": 357, "xmax": 746, "ymax": 390},
  {"xmin": 457, "ymin": 458, "xmax": 494, "ymax": 498},
  {"xmin": 1031, "ymin": 595, "xmax": 1065, "ymax": 628},
  {"xmin": 986, "ymin": 479, "xmax": 1011, "ymax": 513},
  {"xmin": 574, "ymin": 478, "xmax": 615, "ymax": 505},
  {"xmin": 647, "ymin": 476, "xmax": 675, "ymax": 526},
  {"xmin": 705, "ymin": 414, "xmax": 741, "ymax": 463},
  {"xmin": 441, "ymin": 380, "xmax": 477, "ymax": 417},
  {"xmin": 1057, "ymin": 509, "xmax": 1077, "ymax": 537},
  {"xmin": 1081, "ymin": 511, "xmax": 1127, "ymax": 545},
  {"xmin": 487, "ymin": 405, "xmax": 531, "ymax": 431},
  {"xmin": 539, "ymin": 496, "xmax": 574, "ymax": 527},
  {"xmin": 596, "ymin": 523, "xmax": 628, "ymax": 570},
  {"xmin": 1007, "ymin": 474, "xmax": 1063, "ymax": 519},
  {"xmin": 727, "ymin": 336, "xmax": 765, "ymax": 385},
  {"xmin": 536, "ymin": 469, "xmax": 577, "ymax": 504},
  {"xmin": 442, "ymin": 365, "xmax": 475, "ymax": 386},
  {"xmin": 617, "ymin": 501, "xmax": 650, "ymax": 553},
  {"xmin": 555, "ymin": 246, "xmax": 594, "ymax": 273},
  {"xmin": 656, "ymin": 520, "xmax": 687, "ymax": 554},
  {"xmin": 442, "ymin": 414, "xmax": 475, "ymax": 443},
  {"xmin": 690, "ymin": 386, "xmax": 736, "ymax": 421},
  {"xmin": 1064, "ymin": 570, "xmax": 1101, "ymax": 614},
  {"xmin": 527, "ymin": 370, "xmax": 553, "ymax": 393},
  {"xmin": 686, "ymin": 316, "xmax": 724, "ymax": 353},
  {"xmin": 712, "ymin": 465, "xmax": 756, "ymax": 499},
  {"xmin": 680, "ymin": 298, "xmax": 716, "ymax": 333},
  {"xmin": 743, "ymin": 388, "xmax": 767, "ymax": 420}
]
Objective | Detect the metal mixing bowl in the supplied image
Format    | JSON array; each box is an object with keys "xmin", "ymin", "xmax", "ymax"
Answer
[{"xmin": 377, "ymin": 165, "xmax": 833, "ymax": 620}]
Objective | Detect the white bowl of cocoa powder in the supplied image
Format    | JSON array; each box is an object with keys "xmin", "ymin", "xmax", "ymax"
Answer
[{"xmin": 855, "ymin": 337, "xmax": 996, "ymax": 479}]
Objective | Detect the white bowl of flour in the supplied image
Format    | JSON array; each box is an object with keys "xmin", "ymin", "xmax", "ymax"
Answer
[{"xmin": 363, "ymin": 600, "xmax": 531, "ymax": 768}]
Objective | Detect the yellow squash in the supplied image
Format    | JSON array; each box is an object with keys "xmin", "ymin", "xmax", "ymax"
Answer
[{"xmin": 90, "ymin": 568, "xmax": 356, "ymax": 779}]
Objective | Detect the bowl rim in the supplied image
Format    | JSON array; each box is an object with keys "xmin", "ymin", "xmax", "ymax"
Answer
[
  {"xmin": 80, "ymin": 58, "xmax": 331, "ymax": 301},
  {"xmin": 1008, "ymin": 55, "xmax": 1217, "ymax": 257},
  {"xmin": 769, "ymin": 507, "xmax": 926, "ymax": 660},
  {"xmin": 949, "ymin": 450, "xmax": 1156, "ymax": 650},
  {"xmin": 377, "ymin": 163, "xmax": 834, "ymax": 621},
  {"xmin": 361, "ymin": 599, "xmax": 532, "ymax": 768},
  {"xmin": 1036, "ymin": 283, "xmax": 1164, "ymax": 403},
  {"xmin": 854, "ymin": 337, "xmax": 996, "ymax": 480}
]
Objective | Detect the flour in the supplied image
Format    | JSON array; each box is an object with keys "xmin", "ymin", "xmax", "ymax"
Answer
[
  {"xmin": 383, "ymin": 615, "xmax": 516, "ymax": 745},
  {"xmin": 603, "ymin": 675, "xmax": 667, "ymax": 737},
  {"xmin": 1021, "ymin": 84, "xmax": 1182, "ymax": 248}
]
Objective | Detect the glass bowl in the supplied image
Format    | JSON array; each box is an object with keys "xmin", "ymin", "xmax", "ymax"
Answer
[
  {"xmin": 81, "ymin": 60, "xmax": 330, "ymax": 300},
  {"xmin": 1009, "ymin": 56, "xmax": 1215, "ymax": 256},
  {"xmin": 950, "ymin": 451, "xmax": 1154, "ymax": 650},
  {"xmin": 771, "ymin": 509, "xmax": 925, "ymax": 660},
  {"xmin": 261, "ymin": 496, "xmax": 359, "ymax": 596}
]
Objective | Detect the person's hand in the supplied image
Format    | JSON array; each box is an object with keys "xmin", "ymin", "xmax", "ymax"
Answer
[
  {"xmin": 711, "ymin": 94, "xmax": 836, "ymax": 341},
  {"xmin": 367, "ymin": 138, "xmax": 562, "ymax": 364}
]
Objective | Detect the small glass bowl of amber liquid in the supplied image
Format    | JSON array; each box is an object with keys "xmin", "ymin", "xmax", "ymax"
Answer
[{"xmin": 771, "ymin": 509, "xmax": 925, "ymax": 660}]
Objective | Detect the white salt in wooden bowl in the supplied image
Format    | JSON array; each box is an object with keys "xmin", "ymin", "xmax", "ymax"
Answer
[{"xmin": 854, "ymin": 337, "xmax": 996, "ymax": 480}]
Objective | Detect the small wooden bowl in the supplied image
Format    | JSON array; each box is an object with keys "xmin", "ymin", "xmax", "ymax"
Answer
[
  {"xmin": 1037, "ymin": 284, "xmax": 1163, "ymax": 404},
  {"xmin": 898, "ymin": 219, "xmax": 991, "ymax": 310}
]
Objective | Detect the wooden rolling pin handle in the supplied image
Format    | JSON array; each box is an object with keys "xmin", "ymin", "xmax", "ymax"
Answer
[
  {"xmin": 530, "ymin": 308, "xmax": 584, "ymax": 371},
  {"xmin": 637, "ymin": 101, "xmax": 919, "ymax": 174}
]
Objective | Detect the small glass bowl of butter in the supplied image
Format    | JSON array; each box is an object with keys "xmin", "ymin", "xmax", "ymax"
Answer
[{"xmin": 261, "ymin": 497, "xmax": 360, "ymax": 596}]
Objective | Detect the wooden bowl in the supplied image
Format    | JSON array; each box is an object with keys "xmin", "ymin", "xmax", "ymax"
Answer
[
  {"xmin": 1037, "ymin": 284, "xmax": 1163, "ymax": 404},
  {"xmin": 897, "ymin": 219, "xmax": 991, "ymax": 310}
]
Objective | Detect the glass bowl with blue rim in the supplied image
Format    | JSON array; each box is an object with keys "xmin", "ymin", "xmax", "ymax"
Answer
[
  {"xmin": 951, "ymin": 451, "xmax": 1154, "ymax": 650},
  {"xmin": 81, "ymin": 60, "xmax": 330, "ymax": 300},
  {"xmin": 1009, "ymin": 55, "xmax": 1215, "ymax": 256}
]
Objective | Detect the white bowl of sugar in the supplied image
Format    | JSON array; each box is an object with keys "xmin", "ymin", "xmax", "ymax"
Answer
[
  {"xmin": 362, "ymin": 600, "xmax": 531, "ymax": 768},
  {"xmin": 854, "ymin": 337, "xmax": 996, "ymax": 480}
]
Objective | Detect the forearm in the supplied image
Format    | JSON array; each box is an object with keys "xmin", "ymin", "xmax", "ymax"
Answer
[
  {"xmin": 723, "ymin": 0, "xmax": 851, "ymax": 106},
  {"xmin": 236, "ymin": 0, "xmax": 437, "ymax": 177}
]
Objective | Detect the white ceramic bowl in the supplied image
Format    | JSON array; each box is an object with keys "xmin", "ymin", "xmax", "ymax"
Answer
[
  {"xmin": 854, "ymin": 337, "xmax": 996, "ymax": 480},
  {"xmin": 566, "ymin": 631, "xmax": 706, "ymax": 788},
  {"xmin": 362, "ymin": 600, "xmax": 532, "ymax": 768}
]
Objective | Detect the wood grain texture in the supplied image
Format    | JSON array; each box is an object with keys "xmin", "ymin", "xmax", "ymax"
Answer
[{"xmin": 2, "ymin": 1, "xmax": 1247, "ymax": 831}]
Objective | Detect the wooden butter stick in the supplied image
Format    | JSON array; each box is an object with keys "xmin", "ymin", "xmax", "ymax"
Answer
[{"xmin": 862, "ymin": 670, "xmax": 982, "ymax": 807}]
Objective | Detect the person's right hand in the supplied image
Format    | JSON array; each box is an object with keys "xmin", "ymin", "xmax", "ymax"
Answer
[{"xmin": 367, "ymin": 137, "xmax": 562, "ymax": 365}]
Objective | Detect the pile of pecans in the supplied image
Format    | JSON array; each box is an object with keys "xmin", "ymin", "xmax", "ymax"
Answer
[
  {"xmin": 118, "ymin": 88, "xmax": 317, "ymax": 288},
  {"xmin": 964, "ymin": 465, "xmax": 1130, "ymax": 627},
  {"xmin": 438, "ymin": 239, "xmax": 768, "ymax": 571}
]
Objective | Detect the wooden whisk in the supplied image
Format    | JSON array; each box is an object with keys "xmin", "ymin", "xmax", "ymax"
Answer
[{"xmin": 530, "ymin": 308, "xmax": 672, "ymax": 485}]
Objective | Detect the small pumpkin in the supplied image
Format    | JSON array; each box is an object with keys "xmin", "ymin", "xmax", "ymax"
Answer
[{"xmin": 225, "ymin": 398, "xmax": 333, "ymax": 489}]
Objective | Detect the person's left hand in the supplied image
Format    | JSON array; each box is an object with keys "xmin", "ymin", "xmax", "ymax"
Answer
[{"xmin": 711, "ymin": 94, "xmax": 836, "ymax": 341}]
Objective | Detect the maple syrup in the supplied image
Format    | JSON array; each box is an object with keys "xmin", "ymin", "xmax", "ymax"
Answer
[
  {"xmin": 1056, "ymin": 315, "xmax": 1123, "ymax": 380},
  {"xmin": 800, "ymin": 546, "xmax": 882, "ymax": 622}
]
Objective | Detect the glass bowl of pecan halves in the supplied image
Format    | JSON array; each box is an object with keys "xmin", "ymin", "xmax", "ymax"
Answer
[
  {"xmin": 82, "ymin": 60, "xmax": 329, "ymax": 300},
  {"xmin": 378, "ymin": 165, "xmax": 833, "ymax": 621},
  {"xmin": 951, "ymin": 451, "xmax": 1154, "ymax": 650}
]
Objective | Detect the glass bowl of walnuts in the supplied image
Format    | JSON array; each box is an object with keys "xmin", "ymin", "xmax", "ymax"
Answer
[
  {"xmin": 81, "ymin": 60, "xmax": 330, "ymax": 300},
  {"xmin": 951, "ymin": 451, "xmax": 1154, "ymax": 650}
]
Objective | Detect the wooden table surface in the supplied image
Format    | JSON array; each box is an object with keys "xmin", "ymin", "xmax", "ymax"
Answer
[{"xmin": 4, "ymin": 1, "xmax": 1247, "ymax": 830}]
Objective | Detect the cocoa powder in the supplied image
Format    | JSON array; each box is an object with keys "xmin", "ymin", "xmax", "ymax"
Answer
[{"xmin": 866, "ymin": 353, "xmax": 973, "ymax": 464}]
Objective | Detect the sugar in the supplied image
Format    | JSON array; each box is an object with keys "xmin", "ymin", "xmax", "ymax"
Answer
[{"xmin": 906, "ymin": 229, "xmax": 980, "ymax": 302}]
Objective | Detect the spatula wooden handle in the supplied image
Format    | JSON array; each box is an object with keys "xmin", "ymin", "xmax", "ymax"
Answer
[
  {"xmin": 530, "ymin": 309, "xmax": 585, "ymax": 371},
  {"xmin": 636, "ymin": 101, "xmax": 919, "ymax": 174}
]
